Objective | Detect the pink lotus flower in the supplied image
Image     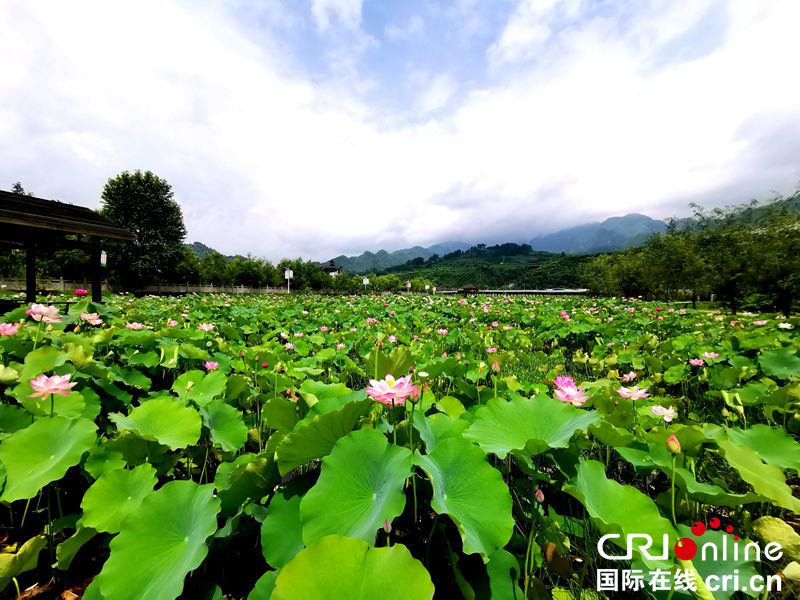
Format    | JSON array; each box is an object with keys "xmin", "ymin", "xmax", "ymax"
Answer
[
  {"xmin": 753, "ymin": 320, "xmax": 768, "ymax": 326},
  {"xmin": 651, "ymin": 405, "xmax": 677, "ymax": 422},
  {"xmin": 437, "ymin": 328, "xmax": 448, "ymax": 335},
  {"xmin": 553, "ymin": 375, "xmax": 576, "ymax": 389},
  {"xmin": 388, "ymin": 335, "xmax": 397, "ymax": 343},
  {"xmin": 0, "ymin": 322, "xmax": 19, "ymax": 336},
  {"xmin": 26, "ymin": 303, "xmax": 61, "ymax": 323},
  {"xmin": 703, "ymin": 352, "xmax": 719, "ymax": 359},
  {"xmin": 80, "ymin": 312, "xmax": 103, "ymax": 326},
  {"xmin": 491, "ymin": 360, "xmax": 500, "ymax": 372},
  {"xmin": 125, "ymin": 322, "xmax": 145, "ymax": 330},
  {"xmin": 365, "ymin": 374, "xmax": 419, "ymax": 406},
  {"xmin": 284, "ymin": 342, "xmax": 295, "ymax": 350},
  {"xmin": 29, "ymin": 373, "xmax": 77, "ymax": 399},
  {"xmin": 204, "ymin": 361, "xmax": 219, "ymax": 371},
  {"xmin": 320, "ymin": 326, "xmax": 329, "ymax": 332},
  {"xmin": 689, "ymin": 358, "xmax": 705, "ymax": 366},
  {"xmin": 666, "ymin": 434, "xmax": 682, "ymax": 455},
  {"xmin": 197, "ymin": 323, "xmax": 214, "ymax": 332},
  {"xmin": 74, "ymin": 289, "xmax": 89, "ymax": 296},
  {"xmin": 336, "ymin": 343, "xmax": 346, "ymax": 350},
  {"xmin": 486, "ymin": 347, "xmax": 497, "ymax": 354},
  {"xmin": 617, "ymin": 386, "xmax": 650, "ymax": 400},
  {"xmin": 167, "ymin": 319, "xmax": 179, "ymax": 327},
  {"xmin": 554, "ymin": 384, "xmax": 589, "ymax": 407}
]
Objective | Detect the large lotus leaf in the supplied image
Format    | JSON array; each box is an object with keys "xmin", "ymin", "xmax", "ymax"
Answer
[
  {"xmin": 271, "ymin": 534, "xmax": 433, "ymax": 600},
  {"xmin": 263, "ymin": 397, "xmax": 299, "ymax": 433},
  {"xmin": 464, "ymin": 395, "xmax": 600, "ymax": 458},
  {"xmin": 717, "ymin": 438, "xmax": 800, "ymax": 512},
  {"xmin": 109, "ymin": 396, "xmax": 201, "ymax": 450},
  {"xmin": 81, "ymin": 463, "xmax": 157, "ymax": 533},
  {"xmin": 18, "ymin": 346, "xmax": 67, "ymax": 380},
  {"xmin": 201, "ymin": 400, "xmax": 248, "ymax": 452},
  {"xmin": 189, "ymin": 371, "xmax": 228, "ymax": 407},
  {"xmin": 615, "ymin": 446, "xmax": 764, "ymax": 506},
  {"xmin": 56, "ymin": 525, "xmax": 97, "ymax": 570},
  {"xmin": 486, "ymin": 549, "xmax": 523, "ymax": 600},
  {"xmin": 298, "ymin": 379, "xmax": 355, "ymax": 409},
  {"xmin": 95, "ymin": 481, "xmax": 220, "ymax": 600},
  {"xmin": 0, "ymin": 416, "xmax": 97, "ymax": 502},
  {"xmin": 413, "ymin": 412, "xmax": 469, "ymax": 453},
  {"xmin": 724, "ymin": 425, "xmax": 800, "ymax": 470},
  {"xmin": 752, "ymin": 516, "xmax": 800, "ymax": 561},
  {"xmin": 301, "ymin": 428, "xmax": 411, "ymax": 545},
  {"xmin": 275, "ymin": 399, "xmax": 372, "ymax": 475},
  {"xmin": 415, "ymin": 437, "xmax": 513, "ymax": 558},
  {"xmin": 0, "ymin": 365, "xmax": 18, "ymax": 385},
  {"xmin": 0, "ymin": 404, "xmax": 33, "ymax": 437},
  {"xmin": 0, "ymin": 535, "xmax": 47, "ymax": 591},
  {"xmin": 215, "ymin": 453, "xmax": 279, "ymax": 517},
  {"xmin": 759, "ymin": 347, "xmax": 800, "ymax": 379},
  {"xmin": 248, "ymin": 571, "xmax": 279, "ymax": 600},
  {"xmin": 261, "ymin": 493, "xmax": 304, "ymax": 568},
  {"xmin": 564, "ymin": 460, "xmax": 677, "ymax": 569}
]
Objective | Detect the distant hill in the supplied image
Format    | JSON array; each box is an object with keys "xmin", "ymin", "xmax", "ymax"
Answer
[
  {"xmin": 531, "ymin": 214, "xmax": 668, "ymax": 254},
  {"xmin": 330, "ymin": 241, "xmax": 470, "ymax": 273},
  {"xmin": 186, "ymin": 241, "xmax": 220, "ymax": 259}
]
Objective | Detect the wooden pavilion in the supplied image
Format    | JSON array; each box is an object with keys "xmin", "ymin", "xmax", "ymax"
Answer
[{"xmin": 0, "ymin": 190, "xmax": 134, "ymax": 303}]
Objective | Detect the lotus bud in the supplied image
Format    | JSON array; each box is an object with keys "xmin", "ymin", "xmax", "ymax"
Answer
[
  {"xmin": 383, "ymin": 519, "xmax": 392, "ymax": 534},
  {"xmin": 534, "ymin": 488, "xmax": 545, "ymax": 503},
  {"xmin": 666, "ymin": 434, "xmax": 682, "ymax": 455},
  {"xmin": 721, "ymin": 407, "xmax": 730, "ymax": 418},
  {"xmin": 734, "ymin": 405, "xmax": 745, "ymax": 418}
]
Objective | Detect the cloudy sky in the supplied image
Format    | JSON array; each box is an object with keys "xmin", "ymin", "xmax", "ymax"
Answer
[{"xmin": 2, "ymin": 0, "xmax": 799, "ymax": 261}]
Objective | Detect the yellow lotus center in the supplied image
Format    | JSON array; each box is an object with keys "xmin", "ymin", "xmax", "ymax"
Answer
[{"xmin": 385, "ymin": 375, "xmax": 396, "ymax": 388}]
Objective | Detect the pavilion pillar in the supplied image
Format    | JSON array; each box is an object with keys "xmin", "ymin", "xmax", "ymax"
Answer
[
  {"xmin": 90, "ymin": 236, "xmax": 102, "ymax": 303},
  {"xmin": 25, "ymin": 241, "xmax": 36, "ymax": 303}
]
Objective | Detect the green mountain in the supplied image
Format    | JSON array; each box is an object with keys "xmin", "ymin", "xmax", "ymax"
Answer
[
  {"xmin": 379, "ymin": 243, "xmax": 591, "ymax": 289},
  {"xmin": 531, "ymin": 213, "xmax": 668, "ymax": 254},
  {"xmin": 186, "ymin": 241, "xmax": 220, "ymax": 259},
  {"xmin": 329, "ymin": 241, "xmax": 469, "ymax": 273}
]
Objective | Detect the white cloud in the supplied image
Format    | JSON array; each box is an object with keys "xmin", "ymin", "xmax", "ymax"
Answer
[
  {"xmin": 385, "ymin": 15, "xmax": 424, "ymax": 41},
  {"xmin": 1, "ymin": 0, "xmax": 799, "ymax": 262},
  {"xmin": 311, "ymin": 0, "xmax": 363, "ymax": 32}
]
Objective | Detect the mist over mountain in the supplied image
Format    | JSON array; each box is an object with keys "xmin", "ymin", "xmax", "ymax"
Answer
[
  {"xmin": 329, "ymin": 242, "xmax": 470, "ymax": 274},
  {"xmin": 531, "ymin": 214, "xmax": 668, "ymax": 254}
]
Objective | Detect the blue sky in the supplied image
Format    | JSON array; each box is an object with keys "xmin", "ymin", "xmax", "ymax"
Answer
[{"xmin": 1, "ymin": 0, "xmax": 799, "ymax": 261}]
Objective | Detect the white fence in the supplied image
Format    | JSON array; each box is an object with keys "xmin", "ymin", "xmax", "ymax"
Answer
[{"xmin": 0, "ymin": 279, "xmax": 286, "ymax": 295}]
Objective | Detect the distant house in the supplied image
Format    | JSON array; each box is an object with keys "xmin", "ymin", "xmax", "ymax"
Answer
[
  {"xmin": 321, "ymin": 260, "xmax": 343, "ymax": 278},
  {"xmin": 459, "ymin": 284, "xmax": 479, "ymax": 295}
]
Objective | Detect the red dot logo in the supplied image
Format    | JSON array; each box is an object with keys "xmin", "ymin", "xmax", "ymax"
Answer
[
  {"xmin": 725, "ymin": 525, "xmax": 734, "ymax": 534},
  {"xmin": 709, "ymin": 517, "xmax": 721, "ymax": 529},
  {"xmin": 691, "ymin": 521, "xmax": 707, "ymax": 536},
  {"xmin": 674, "ymin": 538, "xmax": 698, "ymax": 561}
]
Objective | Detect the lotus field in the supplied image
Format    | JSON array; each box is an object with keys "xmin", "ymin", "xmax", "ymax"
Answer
[{"xmin": 1, "ymin": 293, "xmax": 800, "ymax": 599}]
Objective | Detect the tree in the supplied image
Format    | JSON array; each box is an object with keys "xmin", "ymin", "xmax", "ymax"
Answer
[
  {"xmin": 11, "ymin": 181, "xmax": 33, "ymax": 196},
  {"xmin": 100, "ymin": 171, "xmax": 187, "ymax": 289}
]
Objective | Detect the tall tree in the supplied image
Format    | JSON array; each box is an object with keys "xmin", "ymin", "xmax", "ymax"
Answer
[
  {"xmin": 11, "ymin": 181, "xmax": 33, "ymax": 195},
  {"xmin": 100, "ymin": 170, "xmax": 187, "ymax": 290}
]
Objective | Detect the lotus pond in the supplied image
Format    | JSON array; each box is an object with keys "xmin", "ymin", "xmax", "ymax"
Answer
[{"xmin": 0, "ymin": 293, "xmax": 799, "ymax": 599}]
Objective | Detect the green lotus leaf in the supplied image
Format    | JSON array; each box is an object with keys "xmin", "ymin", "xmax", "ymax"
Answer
[
  {"xmin": 415, "ymin": 437, "xmax": 513, "ymax": 558},
  {"xmin": 759, "ymin": 347, "xmax": 800, "ymax": 380},
  {"xmin": 752, "ymin": 516, "xmax": 800, "ymax": 561},
  {"xmin": 663, "ymin": 364, "xmax": 689, "ymax": 384},
  {"xmin": 301, "ymin": 428, "xmax": 411, "ymax": 545},
  {"xmin": 0, "ymin": 404, "xmax": 32, "ymax": 437},
  {"xmin": 18, "ymin": 346, "xmax": 67, "ymax": 380},
  {"xmin": 413, "ymin": 412, "xmax": 468, "ymax": 453},
  {"xmin": 717, "ymin": 438, "xmax": 800, "ymax": 512},
  {"xmin": 188, "ymin": 371, "xmax": 228, "ymax": 407},
  {"xmin": 109, "ymin": 396, "xmax": 201, "ymax": 450},
  {"xmin": 0, "ymin": 416, "xmax": 97, "ymax": 502},
  {"xmin": 15, "ymin": 386, "xmax": 86, "ymax": 419},
  {"xmin": 81, "ymin": 463, "xmax": 157, "ymax": 533},
  {"xmin": 261, "ymin": 493, "xmax": 304, "ymax": 568},
  {"xmin": 724, "ymin": 425, "xmax": 800, "ymax": 470},
  {"xmin": 564, "ymin": 460, "xmax": 677, "ymax": 569},
  {"xmin": 271, "ymin": 535, "xmax": 433, "ymax": 600},
  {"xmin": 275, "ymin": 399, "xmax": 372, "ymax": 476},
  {"xmin": 464, "ymin": 395, "xmax": 600, "ymax": 458},
  {"xmin": 0, "ymin": 535, "xmax": 47, "ymax": 591},
  {"xmin": 56, "ymin": 525, "xmax": 97, "ymax": 570},
  {"xmin": 95, "ymin": 481, "xmax": 220, "ymax": 600},
  {"xmin": 263, "ymin": 397, "xmax": 299, "ymax": 434},
  {"xmin": 486, "ymin": 549, "xmax": 523, "ymax": 600},
  {"xmin": 0, "ymin": 365, "xmax": 18, "ymax": 385},
  {"xmin": 215, "ymin": 453, "xmax": 279, "ymax": 517},
  {"xmin": 248, "ymin": 571, "xmax": 279, "ymax": 600},
  {"xmin": 201, "ymin": 400, "xmax": 248, "ymax": 452}
]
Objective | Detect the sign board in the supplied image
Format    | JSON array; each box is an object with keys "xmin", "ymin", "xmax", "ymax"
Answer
[
  {"xmin": 284, "ymin": 269, "xmax": 294, "ymax": 280},
  {"xmin": 405, "ymin": 280, "xmax": 411, "ymax": 289},
  {"xmin": 100, "ymin": 250, "xmax": 107, "ymax": 267},
  {"xmin": 362, "ymin": 277, "xmax": 369, "ymax": 286},
  {"xmin": 424, "ymin": 284, "xmax": 430, "ymax": 291}
]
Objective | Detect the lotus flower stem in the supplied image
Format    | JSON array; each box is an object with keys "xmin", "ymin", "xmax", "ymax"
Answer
[{"xmin": 670, "ymin": 455, "xmax": 677, "ymax": 527}]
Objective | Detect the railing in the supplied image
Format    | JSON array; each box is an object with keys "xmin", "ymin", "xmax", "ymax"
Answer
[{"xmin": 0, "ymin": 278, "xmax": 110, "ymax": 293}]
